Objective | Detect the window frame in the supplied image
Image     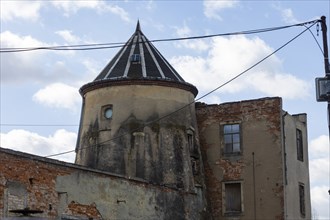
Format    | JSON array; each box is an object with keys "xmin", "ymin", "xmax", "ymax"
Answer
[
  {"xmin": 187, "ymin": 128, "xmax": 195, "ymax": 154},
  {"xmin": 296, "ymin": 129, "xmax": 304, "ymax": 161},
  {"xmin": 130, "ymin": 54, "xmax": 141, "ymax": 64},
  {"xmin": 222, "ymin": 181, "xmax": 244, "ymax": 216},
  {"xmin": 101, "ymin": 104, "xmax": 113, "ymax": 120},
  {"xmin": 221, "ymin": 122, "xmax": 242, "ymax": 156},
  {"xmin": 299, "ymin": 182, "xmax": 306, "ymax": 217}
]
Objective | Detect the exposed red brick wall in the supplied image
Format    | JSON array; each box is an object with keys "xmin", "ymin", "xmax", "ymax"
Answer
[
  {"xmin": 0, "ymin": 150, "xmax": 102, "ymax": 219},
  {"xmin": 0, "ymin": 148, "xmax": 206, "ymax": 219},
  {"xmin": 196, "ymin": 97, "xmax": 284, "ymax": 219},
  {"xmin": 0, "ymin": 152, "xmax": 68, "ymax": 217},
  {"xmin": 66, "ymin": 201, "xmax": 102, "ymax": 219}
]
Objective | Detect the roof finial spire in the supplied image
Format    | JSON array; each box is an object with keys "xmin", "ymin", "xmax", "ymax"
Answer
[{"xmin": 136, "ymin": 20, "xmax": 141, "ymax": 32}]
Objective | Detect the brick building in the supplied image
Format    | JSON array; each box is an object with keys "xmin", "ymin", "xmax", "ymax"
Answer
[
  {"xmin": 0, "ymin": 22, "xmax": 311, "ymax": 219},
  {"xmin": 196, "ymin": 98, "xmax": 311, "ymax": 219}
]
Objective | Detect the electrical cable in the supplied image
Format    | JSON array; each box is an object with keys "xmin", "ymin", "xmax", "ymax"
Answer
[
  {"xmin": 0, "ymin": 19, "xmax": 321, "ymax": 128},
  {"xmin": 45, "ymin": 20, "xmax": 318, "ymax": 158},
  {"xmin": 304, "ymin": 24, "xmax": 324, "ymax": 55},
  {"xmin": 0, "ymin": 124, "xmax": 78, "ymax": 127},
  {"xmin": 0, "ymin": 19, "xmax": 320, "ymax": 53}
]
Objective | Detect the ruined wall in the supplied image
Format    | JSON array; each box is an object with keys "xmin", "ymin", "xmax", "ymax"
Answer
[
  {"xmin": 76, "ymin": 83, "xmax": 204, "ymax": 193},
  {"xmin": 0, "ymin": 148, "xmax": 206, "ymax": 219},
  {"xmin": 196, "ymin": 97, "xmax": 285, "ymax": 220},
  {"xmin": 283, "ymin": 113, "xmax": 311, "ymax": 219}
]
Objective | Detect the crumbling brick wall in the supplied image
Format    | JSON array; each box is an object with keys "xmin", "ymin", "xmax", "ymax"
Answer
[
  {"xmin": 196, "ymin": 97, "xmax": 284, "ymax": 220},
  {"xmin": 0, "ymin": 147, "xmax": 206, "ymax": 219}
]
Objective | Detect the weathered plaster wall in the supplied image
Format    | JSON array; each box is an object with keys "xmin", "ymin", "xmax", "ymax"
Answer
[
  {"xmin": 76, "ymin": 84, "xmax": 203, "ymax": 192},
  {"xmin": 283, "ymin": 113, "xmax": 311, "ymax": 219},
  {"xmin": 196, "ymin": 97, "xmax": 285, "ymax": 220},
  {"xmin": 0, "ymin": 148, "xmax": 206, "ymax": 219}
]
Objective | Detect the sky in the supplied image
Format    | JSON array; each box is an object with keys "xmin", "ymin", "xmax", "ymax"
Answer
[{"xmin": 0, "ymin": 0, "xmax": 329, "ymax": 219}]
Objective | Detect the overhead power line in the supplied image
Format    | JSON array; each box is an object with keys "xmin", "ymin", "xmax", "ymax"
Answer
[
  {"xmin": 0, "ymin": 124, "xmax": 78, "ymax": 127},
  {"xmin": 0, "ymin": 19, "xmax": 320, "ymax": 53},
  {"xmin": 45, "ymin": 20, "xmax": 319, "ymax": 158}
]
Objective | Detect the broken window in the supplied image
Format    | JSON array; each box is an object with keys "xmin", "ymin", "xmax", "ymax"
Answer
[
  {"xmin": 223, "ymin": 124, "xmax": 241, "ymax": 154},
  {"xmin": 224, "ymin": 182, "xmax": 242, "ymax": 214},
  {"xmin": 299, "ymin": 183, "xmax": 306, "ymax": 217},
  {"xmin": 296, "ymin": 129, "xmax": 303, "ymax": 161}
]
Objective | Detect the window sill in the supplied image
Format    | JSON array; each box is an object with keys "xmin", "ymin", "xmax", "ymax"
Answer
[
  {"xmin": 222, "ymin": 152, "xmax": 242, "ymax": 159},
  {"xmin": 224, "ymin": 211, "xmax": 243, "ymax": 217}
]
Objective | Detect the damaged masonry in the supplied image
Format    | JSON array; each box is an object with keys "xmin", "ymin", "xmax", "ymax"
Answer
[{"xmin": 1, "ymin": 22, "xmax": 311, "ymax": 220}]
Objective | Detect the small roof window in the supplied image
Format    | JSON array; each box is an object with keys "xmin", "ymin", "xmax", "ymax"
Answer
[{"xmin": 130, "ymin": 54, "xmax": 141, "ymax": 63}]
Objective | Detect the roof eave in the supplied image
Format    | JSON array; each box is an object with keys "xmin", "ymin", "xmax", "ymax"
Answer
[{"xmin": 80, "ymin": 78, "xmax": 198, "ymax": 97}]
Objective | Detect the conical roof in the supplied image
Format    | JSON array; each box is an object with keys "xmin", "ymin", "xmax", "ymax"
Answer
[{"xmin": 80, "ymin": 21, "xmax": 198, "ymax": 96}]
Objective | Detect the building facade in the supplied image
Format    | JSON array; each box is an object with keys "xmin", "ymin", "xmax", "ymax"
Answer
[
  {"xmin": 196, "ymin": 98, "xmax": 311, "ymax": 219},
  {"xmin": 0, "ymin": 23, "xmax": 311, "ymax": 219}
]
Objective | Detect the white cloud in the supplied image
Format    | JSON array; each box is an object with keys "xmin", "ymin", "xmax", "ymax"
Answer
[
  {"xmin": 0, "ymin": 31, "xmax": 47, "ymax": 83},
  {"xmin": 0, "ymin": 1, "xmax": 130, "ymax": 22},
  {"xmin": 33, "ymin": 83, "xmax": 81, "ymax": 111},
  {"xmin": 55, "ymin": 30, "xmax": 81, "ymax": 44},
  {"xmin": 106, "ymin": 4, "xmax": 131, "ymax": 22},
  {"xmin": 145, "ymin": 0, "xmax": 156, "ymax": 11},
  {"xmin": 272, "ymin": 4, "xmax": 300, "ymax": 24},
  {"xmin": 81, "ymin": 58, "xmax": 103, "ymax": 82},
  {"xmin": 309, "ymin": 135, "xmax": 329, "ymax": 219},
  {"xmin": 203, "ymin": 0, "xmax": 239, "ymax": 20},
  {"xmin": 173, "ymin": 22, "xmax": 210, "ymax": 52},
  {"xmin": 51, "ymin": 0, "xmax": 105, "ymax": 15},
  {"xmin": 311, "ymin": 186, "xmax": 329, "ymax": 219},
  {"xmin": 309, "ymin": 135, "xmax": 329, "ymax": 159},
  {"xmin": 0, "ymin": 1, "xmax": 43, "ymax": 21},
  {"xmin": 0, "ymin": 129, "xmax": 76, "ymax": 163},
  {"xmin": 309, "ymin": 157, "xmax": 329, "ymax": 186},
  {"xmin": 280, "ymin": 8, "xmax": 299, "ymax": 24},
  {"xmin": 51, "ymin": 1, "xmax": 130, "ymax": 22},
  {"xmin": 1, "ymin": 31, "xmax": 77, "ymax": 84},
  {"xmin": 171, "ymin": 35, "xmax": 310, "ymax": 100}
]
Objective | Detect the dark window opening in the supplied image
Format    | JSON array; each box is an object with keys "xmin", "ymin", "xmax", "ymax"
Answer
[
  {"xmin": 296, "ymin": 129, "xmax": 303, "ymax": 161},
  {"xmin": 224, "ymin": 182, "xmax": 242, "ymax": 214},
  {"xmin": 131, "ymin": 54, "xmax": 141, "ymax": 63},
  {"xmin": 188, "ymin": 133, "xmax": 194, "ymax": 153},
  {"xmin": 299, "ymin": 183, "xmax": 306, "ymax": 217}
]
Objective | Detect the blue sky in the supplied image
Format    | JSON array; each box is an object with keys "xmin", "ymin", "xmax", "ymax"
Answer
[{"xmin": 0, "ymin": 0, "xmax": 329, "ymax": 218}]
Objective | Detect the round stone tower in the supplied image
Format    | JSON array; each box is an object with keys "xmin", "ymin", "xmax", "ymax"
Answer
[{"xmin": 75, "ymin": 22, "xmax": 202, "ymax": 191}]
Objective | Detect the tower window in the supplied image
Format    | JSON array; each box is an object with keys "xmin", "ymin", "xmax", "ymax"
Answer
[
  {"xmin": 187, "ymin": 129, "xmax": 195, "ymax": 153},
  {"xmin": 130, "ymin": 54, "xmax": 141, "ymax": 63},
  {"xmin": 104, "ymin": 108, "xmax": 113, "ymax": 119},
  {"xmin": 102, "ymin": 105, "xmax": 113, "ymax": 120}
]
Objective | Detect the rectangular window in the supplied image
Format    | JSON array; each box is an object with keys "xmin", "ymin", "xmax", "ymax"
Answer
[
  {"xmin": 224, "ymin": 182, "xmax": 242, "ymax": 214},
  {"xmin": 131, "ymin": 54, "xmax": 141, "ymax": 63},
  {"xmin": 296, "ymin": 129, "xmax": 303, "ymax": 161},
  {"xmin": 223, "ymin": 124, "xmax": 241, "ymax": 154},
  {"xmin": 299, "ymin": 183, "xmax": 306, "ymax": 217},
  {"xmin": 187, "ymin": 133, "xmax": 194, "ymax": 152}
]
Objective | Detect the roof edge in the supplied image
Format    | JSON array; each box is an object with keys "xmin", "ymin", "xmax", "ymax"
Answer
[{"xmin": 80, "ymin": 78, "xmax": 198, "ymax": 97}]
